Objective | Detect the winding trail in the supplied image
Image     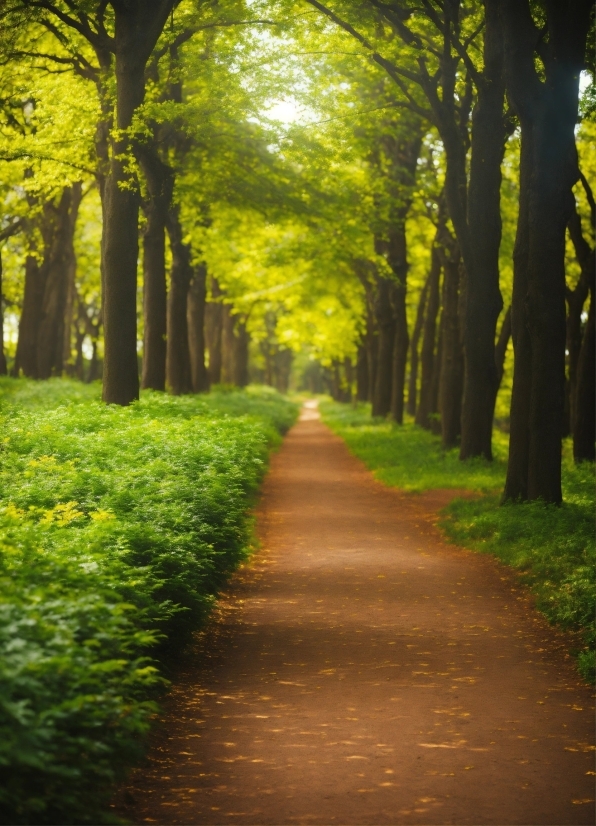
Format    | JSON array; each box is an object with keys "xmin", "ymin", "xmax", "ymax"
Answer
[{"xmin": 121, "ymin": 403, "xmax": 595, "ymax": 825}]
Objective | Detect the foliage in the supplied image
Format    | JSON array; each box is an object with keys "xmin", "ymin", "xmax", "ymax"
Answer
[
  {"xmin": 320, "ymin": 399, "xmax": 507, "ymax": 492},
  {"xmin": 321, "ymin": 399, "xmax": 595, "ymax": 682},
  {"xmin": 442, "ymin": 462, "xmax": 596, "ymax": 683},
  {"xmin": 0, "ymin": 380, "xmax": 298, "ymax": 824}
]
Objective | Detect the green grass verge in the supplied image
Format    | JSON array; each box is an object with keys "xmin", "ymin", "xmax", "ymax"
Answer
[
  {"xmin": 0, "ymin": 379, "xmax": 298, "ymax": 824},
  {"xmin": 321, "ymin": 399, "xmax": 595, "ymax": 682}
]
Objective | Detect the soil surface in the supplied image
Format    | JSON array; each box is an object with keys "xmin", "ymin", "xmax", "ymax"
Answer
[{"xmin": 120, "ymin": 403, "xmax": 595, "ymax": 825}]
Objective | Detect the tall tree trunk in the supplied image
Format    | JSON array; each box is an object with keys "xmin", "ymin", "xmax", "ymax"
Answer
[
  {"xmin": 187, "ymin": 263, "xmax": 210, "ymax": 393},
  {"xmin": 221, "ymin": 304, "xmax": 235, "ymax": 384},
  {"xmin": 232, "ymin": 318, "xmax": 250, "ymax": 388},
  {"xmin": 416, "ymin": 246, "xmax": 442, "ymax": 429},
  {"xmin": 356, "ymin": 343, "xmax": 369, "ymax": 402},
  {"xmin": 488, "ymin": 305, "xmax": 513, "ymax": 428},
  {"xmin": 139, "ymin": 146, "xmax": 173, "ymax": 391},
  {"xmin": 206, "ymin": 278, "xmax": 223, "ymax": 385},
  {"xmin": 458, "ymin": 2, "xmax": 507, "ymax": 461},
  {"xmin": 0, "ymin": 250, "xmax": 6, "ymax": 375},
  {"xmin": 165, "ymin": 208, "xmax": 192, "ymax": 395},
  {"xmin": 566, "ymin": 196, "xmax": 593, "ymax": 436},
  {"xmin": 437, "ymin": 232, "xmax": 464, "ymax": 449},
  {"xmin": 429, "ymin": 326, "xmax": 443, "ymax": 436},
  {"xmin": 387, "ymin": 222, "xmax": 411, "ymax": 424},
  {"xmin": 573, "ymin": 284, "xmax": 595, "ymax": 462},
  {"xmin": 500, "ymin": 0, "xmax": 592, "ymax": 502},
  {"xmin": 15, "ymin": 251, "xmax": 48, "ymax": 378},
  {"xmin": 494, "ymin": 305, "xmax": 512, "ymax": 394},
  {"xmin": 372, "ymin": 277, "xmax": 395, "ymax": 417},
  {"xmin": 407, "ymin": 274, "xmax": 430, "ymax": 416},
  {"xmin": 37, "ymin": 184, "xmax": 82, "ymax": 379},
  {"xmin": 102, "ymin": 1, "xmax": 176, "ymax": 405},
  {"xmin": 62, "ymin": 211, "xmax": 78, "ymax": 375},
  {"xmin": 375, "ymin": 129, "xmax": 422, "ymax": 422},
  {"xmin": 0, "ymin": 220, "xmax": 24, "ymax": 375},
  {"xmin": 504, "ymin": 136, "xmax": 533, "ymax": 500}
]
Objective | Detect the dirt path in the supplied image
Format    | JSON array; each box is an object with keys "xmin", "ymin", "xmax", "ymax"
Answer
[{"xmin": 121, "ymin": 404, "xmax": 595, "ymax": 825}]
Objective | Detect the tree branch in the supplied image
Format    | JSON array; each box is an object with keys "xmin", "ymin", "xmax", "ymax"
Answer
[{"xmin": 0, "ymin": 218, "xmax": 24, "ymax": 242}]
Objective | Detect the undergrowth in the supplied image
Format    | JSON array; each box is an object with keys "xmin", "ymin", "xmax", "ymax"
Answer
[
  {"xmin": 321, "ymin": 399, "xmax": 595, "ymax": 682},
  {"xmin": 0, "ymin": 379, "xmax": 297, "ymax": 824}
]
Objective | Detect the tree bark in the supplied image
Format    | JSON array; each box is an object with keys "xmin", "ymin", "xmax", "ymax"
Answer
[
  {"xmin": 494, "ymin": 305, "xmax": 512, "ymax": 392},
  {"xmin": 0, "ymin": 220, "xmax": 24, "ymax": 375},
  {"xmin": 0, "ymin": 250, "xmax": 6, "ymax": 376},
  {"xmin": 37, "ymin": 184, "xmax": 82, "ymax": 379},
  {"xmin": 374, "ymin": 129, "xmax": 422, "ymax": 423},
  {"xmin": 416, "ymin": 246, "xmax": 442, "ymax": 429},
  {"xmin": 276, "ymin": 349, "xmax": 293, "ymax": 394},
  {"xmin": 187, "ymin": 263, "xmax": 210, "ymax": 393},
  {"xmin": 15, "ymin": 253, "xmax": 46, "ymax": 378},
  {"xmin": 429, "ymin": 326, "xmax": 443, "ymax": 436},
  {"xmin": 356, "ymin": 344, "xmax": 369, "ymax": 402},
  {"xmin": 206, "ymin": 278, "xmax": 223, "ymax": 385},
  {"xmin": 221, "ymin": 303, "xmax": 235, "ymax": 385},
  {"xmin": 407, "ymin": 274, "xmax": 430, "ymax": 417},
  {"xmin": 372, "ymin": 276, "xmax": 394, "ymax": 417},
  {"xmin": 165, "ymin": 207, "xmax": 192, "ymax": 395},
  {"xmin": 500, "ymin": 0, "xmax": 593, "ymax": 502},
  {"xmin": 437, "ymin": 230, "xmax": 464, "ymax": 449},
  {"xmin": 232, "ymin": 317, "xmax": 250, "ymax": 388},
  {"xmin": 387, "ymin": 222, "xmax": 411, "ymax": 424},
  {"xmin": 139, "ymin": 144, "xmax": 173, "ymax": 391},
  {"xmin": 101, "ymin": 1, "xmax": 176, "ymax": 405},
  {"xmin": 573, "ymin": 283, "xmax": 595, "ymax": 462},
  {"xmin": 566, "ymin": 195, "xmax": 593, "ymax": 436},
  {"xmin": 459, "ymin": 3, "xmax": 507, "ymax": 460}
]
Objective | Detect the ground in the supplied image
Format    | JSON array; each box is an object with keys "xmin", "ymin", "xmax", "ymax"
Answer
[{"xmin": 118, "ymin": 402, "xmax": 595, "ymax": 825}]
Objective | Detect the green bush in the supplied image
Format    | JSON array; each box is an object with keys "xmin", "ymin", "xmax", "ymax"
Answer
[
  {"xmin": 0, "ymin": 381, "xmax": 297, "ymax": 824},
  {"xmin": 321, "ymin": 399, "xmax": 595, "ymax": 682}
]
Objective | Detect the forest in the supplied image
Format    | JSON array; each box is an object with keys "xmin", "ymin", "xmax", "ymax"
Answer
[{"xmin": 0, "ymin": 1, "xmax": 594, "ymax": 824}]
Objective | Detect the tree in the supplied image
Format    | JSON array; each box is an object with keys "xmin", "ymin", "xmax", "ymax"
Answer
[{"xmin": 499, "ymin": 0, "xmax": 593, "ymax": 502}]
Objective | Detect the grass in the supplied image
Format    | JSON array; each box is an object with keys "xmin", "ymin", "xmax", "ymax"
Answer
[
  {"xmin": 321, "ymin": 399, "xmax": 595, "ymax": 682},
  {"xmin": 0, "ymin": 379, "xmax": 298, "ymax": 824}
]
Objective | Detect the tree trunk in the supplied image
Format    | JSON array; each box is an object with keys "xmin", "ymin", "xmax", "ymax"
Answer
[
  {"xmin": 458, "ymin": 1, "xmax": 507, "ymax": 461},
  {"xmin": 206, "ymin": 278, "xmax": 223, "ymax": 385},
  {"xmin": 14, "ymin": 252, "xmax": 47, "ymax": 378},
  {"xmin": 494, "ymin": 305, "xmax": 512, "ymax": 392},
  {"xmin": 387, "ymin": 222, "xmax": 411, "ymax": 425},
  {"xmin": 437, "ymin": 233, "xmax": 464, "ymax": 449},
  {"xmin": 573, "ymin": 284, "xmax": 595, "ymax": 462},
  {"xmin": 61, "ymin": 207, "xmax": 78, "ymax": 375},
  {"xmin": 429, "ymin": 326, "xmax": 443, "ymax": 436},
  {"xmin": 232, "ymin": 318, "xmax": 250, "ymax": 388},
  {"xmin": 0, "ymin": 250, "xmax": 6, "ymax": 375},
  {"xmin": 566, "ymin": 197, "xmax": 593, "ymax": 436},
  {"xmin": 165, "ymin": 207, "xmax": 192, "ymax": 395},
  {"xmin": 37, "ymin": 184, "xmax": 82, "ymax": 379},
  {"xmin": 372, "ymin": 277, "xmax": 394, "ymax": 417},
  {"xmin": 500, "ymin": 0, "xmax": 592, "ymax": 502},
  {"xmin": 356, "ymin": 344, "xmax": 368, "ymax": 402},
  {"xmin": 187, "ymin": 263, "xmax": 210, "ymax": 393},
  {"xmin": 407, "ymin": 274, "xmax": 429, "ymax": 416},
  {"xmin": 102, "ymin": 1, "xmax": 176, "ymax": 405},
  {"xmin": 139, "ymin": 146, "xmax": 173, "ymax": 391},
  {"xmin": 504, "ymin": 135, "xmax": 533, "ymax": 500},
  {"xmin": 221, "ymin": 304, "xmax": 235, "ymax": 384},
  {"xmin": 416, "ymin": 246, "xmax": 442, "ymax": 429}
]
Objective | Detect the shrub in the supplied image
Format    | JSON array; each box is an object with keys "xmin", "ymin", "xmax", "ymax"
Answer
[{"xmin": 0, "ymin": 382, "xmax": 297, "ymax": 824}]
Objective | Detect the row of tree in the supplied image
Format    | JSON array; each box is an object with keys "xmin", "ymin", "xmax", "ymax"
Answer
[{"xmin": 0, "ymin": 0, "xmax": 594, "ymax": 505}]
